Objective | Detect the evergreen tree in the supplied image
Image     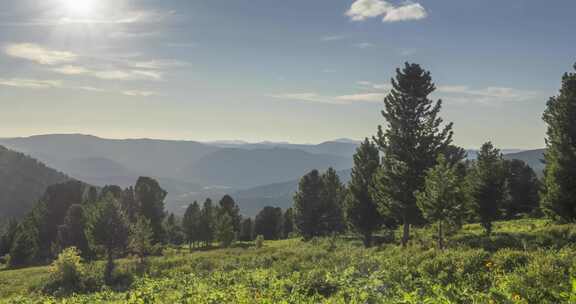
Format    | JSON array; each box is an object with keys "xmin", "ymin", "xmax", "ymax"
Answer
[
  {"xmin": 373, "ymin": 63, "xmax": 454, "ymax": 247},
  {"xmin": 218, "ymin": 195, "xmax": 241, "ymax": 234},
  {"xmin": 502, "ymin": 159, "xmax": 540, "ymax": 219},
  {"xmin": 199, "ymin": 199, "xmax": 215, "ymax": 247},
  {"xmin": 183, "ymin": 201, "xmax": 201, "ymax": 250},
  {"xmin": 134, "ymin": 177, "xmax": 167, "ymax": 243},
  {"xmin": 129, "ymin": 216, "xmax": 153, "ymax": 265},
  {"xmin": 0, "ymin": 218, "xmax": 18, "ymax": 256},
  {"xmin": 8, "ymin": 218, "xmax": 39, "ymax": 267},
  {"xmin": 294, "ymin": 170, "xmax": 324, "ymax": 240},
  {"xmin": 121, "ymin": 186, "xmax": 139, "ymax": 222},
  {"xmin": 541, "ymin": 63, "xmax": 576, "ymax": 222},
  {"xmin": 56, "ymin": 204, "xmax": 90, "ymax": 258},
  {"xmin": 468, "ymin": 142, "xmax": 506, "ymax": 235},
  {"xmin": 416, "ymin": 155, "xmax": 466, "ymax": 249},
  {"xmin": 100, "ymin": 185, "xmax": 123, "ymax": 201},
  {"xmin": 346, "ymin": 139, "xmax": 387, "ymax": 247},
  {"xmin": 239, "ymin": 218, "xmax": 254, "ymax": 241},
  {"xmin": 254, "ymin": 206, "xmax": 283, "ymax": 240},
  {"xmin": 215, "ymin": 213, "xmax": 235, "ymax": 247},
  {"xmin": 89, "ymin": 199, "xmax": 129, "ymax": 283},
  {"xmin": 282, "ymin": 208, "xmax": 294, "ymax": 239},
  {"xmin": 320, "ymin": 168, "xmax": 346, "ymax": 234},
  {"xmin": 164, "ymin": 213, "xmax": 184, "ymax": 245}
]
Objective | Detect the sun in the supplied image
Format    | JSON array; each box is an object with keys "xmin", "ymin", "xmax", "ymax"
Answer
[{"xmin": 60, "ymin": 0, "xmax": 98, "ymax": 17}]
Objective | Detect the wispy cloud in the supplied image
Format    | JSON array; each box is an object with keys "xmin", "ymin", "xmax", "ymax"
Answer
[
  {"xmin": 353, "ymin": 42, "xmax": 374, "ymax": 49},
  {"xmin": 346, "ymin": 0, "xmax": 427, "ymax": 23},
  {"xmin": 270, "ymin": 92, "xmax": 383, "ymax": 104},
  {"xmin": 0, "ymin": 78, "xmax": 62, "ymax": 89},
  {"xmin": 122, "ymin": 90, "xmax": 157, "ymax": 97},
  {"xmin": 52, "ymin": 65, "xmax": 163, "ymax": 81},
  {"xmin": 357, "ymin": 81, "xmax": 392, "ymax": 91},
  {"xmin": 4, "ymin": 43, "xmax": 77, "ymax": 65},
  {"xmin": 436, "ymin": 85, "xmax": 539, "ymax": 104},
  {"xmin": 321, "ymin": 35, "xmax": 346, "ymax": 41}
]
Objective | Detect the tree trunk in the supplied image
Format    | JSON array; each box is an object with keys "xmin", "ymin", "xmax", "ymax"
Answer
[
  {"xmin": 401, "ymin": 216, "xmax": 410, "ymax": 248},
  {"xmin": 363, "ymin": 232, "xmax": 372, "ymax": 248},
  {"xmin": 438, "ymin": 221, "xmax": 444, "ymax": 250}
]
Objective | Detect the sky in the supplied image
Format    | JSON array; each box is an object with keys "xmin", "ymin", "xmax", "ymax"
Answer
[{"xmin": 0, "ymin": 0, "xmax": 575, "ymax": 149}]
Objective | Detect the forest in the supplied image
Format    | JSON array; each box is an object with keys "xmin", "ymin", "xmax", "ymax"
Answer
[{"xmin": 0, "ymin": 62, "xmax": 575, "ymax": 303}]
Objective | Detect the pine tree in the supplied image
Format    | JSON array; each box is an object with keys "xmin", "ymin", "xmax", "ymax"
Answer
[
  {"xmin": 0, "ymin": 218, "xmax": 18, "ymax": 256},
  {"xmin": 129, "ymin": 216, "xmax": 153, "ymax": 265},
  {"xmin": 541, "ymin": 63, "xmax": 576, "ymax": 222},
  {"xmin": 56, "ymin": 204, "xmax": 90, "ymax": 258},
  {"xmin": 199, "ymin": 199, "xmax": 215, "ymax": 247},
  {"xmin": 346, "ymin": 139, "xmax": 387, "ymax": 247},
  {"xmin": 89, "ymin": 199, "xmax": 129, "ymax": 283},
  {"xmin": 215, "ymin": 213, "xmax": 235, "ymax": 247},
  {"xmin": 502, "ymin": 159, "xmax": 540, "ymax": 219},
  {"xmin": 282, "ymin": 208, "xmax": 294, "ymax": 239},
  {"xmin": 8, "ymin": 218, "xmax": 39, "ymax": 267},
  {"xmin": 218, "ymin": 195, "xmax": 241, "ymax": 234},
  {"xmin": 254, "ymin": 206, "xmax": 283, "ymax": 240},
  {"xmin": 183, "ymin": 201, "xmax": 201, "ymax": 250},
  {"xmin": 134, "ymin": 177, "xmax": 167, "ymax": 243},
  {"xmin": 320, "ymin": 168, "xmax": 346, "ymax": 234},
  {"xmin": 239, "ymin": 218, "xmax": 254, "ymax": 241},
  {"xmin": 416, "ymin": 155, "xmax": 466, "ymax": 249},
  {"xmin": 468, "ymin": 142, "xmax": 506, "ymax": 235},
  {"xmin": 294, "ymin": 170, "xmax": 324, "ymax": 240},
  {"xmin": 373, "ymin": 63, "xmax": 453, "ymax": 247}
]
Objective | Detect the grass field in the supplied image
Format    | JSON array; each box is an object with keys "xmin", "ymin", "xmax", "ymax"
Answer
[{"xmin": 1, "ymin": 219, "xmax": 575, "ymax": 303}]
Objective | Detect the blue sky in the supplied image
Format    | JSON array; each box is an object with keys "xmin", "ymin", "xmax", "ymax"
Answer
[{"xmin": 0, "ymin": 0, "xmax": 574, "ymax": 148}]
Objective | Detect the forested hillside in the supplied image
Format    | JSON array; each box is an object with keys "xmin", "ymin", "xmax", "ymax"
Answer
[{"xmin": 0, "ymin": 146, "xmax": 69, "ymax": 219}]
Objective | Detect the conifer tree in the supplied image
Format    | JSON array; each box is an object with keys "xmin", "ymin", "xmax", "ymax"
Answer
[
  {"xmin": 215, "ymin": 213, "xmax": 235, "ymax": 247},
  {"xmin": 254, "ymin": 206, "xmax": 283, "ymax": 240},
  {"xmin": 164, "ymin": 213, "xmax": 184, "ymax": 245},
  {"xmin": 0, "ymin": 218, "xmax": 18, "ymax": 256},
  {"xmin": 282, "ymin": 208, "xmax": 294, "ymax": 239},
  {"xmin": 541, "ymin": 63, "xmax": 576, "ymax": 222},
  {"xmin": 218, "ymin": 195, "xmax": 241, "ymax": 234},
  {"xmin": 239, "ymin": 218, "xmax": 254, "ymax": 241},
  {"xmin": 468, "ymin": 142, "xmax": 506, "ymax": 235},
  {"xmin": 134, "ymin": 177, "xmax": 167, "ymax": 243},
  {"xmin": 183, "ymin": 201, "xmax": 201, "ymax": 250},
  {"xmin": 89, "ymin": 200, "xmax": 129, "ymax": 283},
  {"xmin": 8, "ymin": 218, "xmax": 39, "ymax": 267},
  {"xmin": 346, "ymin": 139, "xmax": 387, "ymax": 247},
  {"xmin": 373, "ymin": 63, "xmax": 453, "ymax": 247},
  {"xmin": 320, "ymin": 168, "xmax": 346, "ymax": 234},
  {"xmin": 56, "ymin": 204, "xmax": 90, "ymax": 258},
  {"xmin": 294, "ymin": 170, "xmax": 324, "ymax": 240},
  {"xmin": 416, "ymin": 155, "xmax": 466, "ymax": 249},
  {"xmin": 502, "ymin": 159, "xmax": 540, "ymax": 219},
  {"xmin": 129, "ymin": 216, "xmax": 153, "ymax": 265},
  {"xmin": 199, "ymin": 199, "xmax": 215, "ymax": 247}
]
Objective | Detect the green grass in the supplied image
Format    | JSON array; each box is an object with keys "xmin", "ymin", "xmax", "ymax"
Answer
[{"xmin": 1, "ymin": 219, "xmax": 575, "ymax": 303}]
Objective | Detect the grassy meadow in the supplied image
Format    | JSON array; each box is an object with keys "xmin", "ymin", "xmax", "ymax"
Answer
[{"xmin": 0, "ymin": 219, "xmax": 575, "ymax": 304}]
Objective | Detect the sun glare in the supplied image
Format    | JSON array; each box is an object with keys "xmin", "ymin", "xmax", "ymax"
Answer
[{"xmin": 61, "ymin": 0, "xmax": 98, "ymax": 17}]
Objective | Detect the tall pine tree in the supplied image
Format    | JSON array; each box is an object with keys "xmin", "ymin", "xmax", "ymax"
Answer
[
  {"xmin": 183, "ymin": 201, "xmax": 201, "ymax": 249},
  {"xmin": 373, "ymin": 63, "xmax": 453, "ymax": 247},
  {"xmin": 346, "ymin": 139, "xmax": 388, "ymax": 247},
  {"xmin": 541, "ymin": 63, "xmax": 576, "ymax": 222},
  {"xmin": 134, "ymin": 177, "xmax": 166, "ymax": 244}
]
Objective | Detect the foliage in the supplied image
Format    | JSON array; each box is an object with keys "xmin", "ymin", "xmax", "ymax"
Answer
[
  {"xmin": 215, "ymin": 213, "xmax": 235, "ymax": 248},
  {"xmin": 282, "ymin": 208, "xmax": 294, "ymax": 239},
  {"xmin": 372, "ymin": 62, "xmax": 454, "ymax": 247},
  {"xmin": 502, "ymin": 159, "xmax": 540, "ymax": 219},
  {"xmin": 541, "ymin": 63, "xmax": 576, "ymax": 222},
  {"xmin": 134, "ymin": 177, "xmax": 167, "ymax": 243},
  {"xmin": 198, "ymin": 199, "xmax": 215, "ymax": 247},
  {"xmin": 163, "ymin": 214, "xmax": 184, "ymax": 245},
  {"xmin": 218, "ymin": 195, "xmax": 241, "ymax": 233},
  {"xmin": 468, "ymin": 142, "xmax": 506, "ymax": 234},
  {"xmin": 416, "ymin": 155, "xmax": 466, "ymax": 249},
  {"xmin": 346, "ymin": 138, "xmax": 387, "ymax": 247},
  {"xmin": 239, "ymin": 218, "xmax": 254, "ymax": 241},
  {"xmin": 255, "ymin": 235, "xmax": 264, "ymax": 248},
  {"xmin": 56, "ymin": 205, "xmax": 90, "ymax": 259},
  {"xmin": 42, "ymin": 247, "xmax": 87, "ymax": 295},
  {"xmin": 254, "ymin": 206, "xmax": 283, "ymax": 240},
  {"xmin": 182, "ymin": 201, "xmax": 201, "ymax": 249},
  {"xmin": 129, "ymin": 217, "xmax": 153, "ymax": 265}
]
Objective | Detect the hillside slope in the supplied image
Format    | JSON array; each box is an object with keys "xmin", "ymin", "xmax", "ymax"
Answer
[{"xmin": 0, "ymin": 146, "xmax": 69, "ymax": 218}]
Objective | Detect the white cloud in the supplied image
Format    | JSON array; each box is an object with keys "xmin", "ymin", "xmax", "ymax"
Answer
[
  {"xmin": 346, "ymin": 0, "xmax": 427, "ymax": 23},
  {"xmin": 58, "ymin": 10, "xmax": 172, "ymax": 25},
  {"xmin": 0, "ymin": 78, "xmax": 62, "ymax": 89},
  {"xmin": 321, "ymin": 35, "xmax": 346, "ymax": 41},
  {"xmin": 4, "ymin": 43, "xmax": 77, "ymax": 65},
  {"xmin": 357, "ymin": 80, "xmax": 392, "ymax": 91},
  {"xmin": 353, "ymin": 42, "xmax": 374, "ymax": 49},
  {"xmin": 436, "ymin": 85, "xmax": 539, "ymax": 104},
  {"xmin": 270, "ymin": 92, "xmax": 383, "ymax": 104},
  {"xmin": 130, "ymin": 60, "xmax": 188, "ymax": 70},
  {"xmin": 122, "ymin": 90, "xmax": 157, "ymax": 97},
  {"xmin": 52, "ymin": 65, "xmax": 163, "ymax": 81},
  {"xmin": 336, "ymin": 93, "xmax": 384, "ymax": 102}
]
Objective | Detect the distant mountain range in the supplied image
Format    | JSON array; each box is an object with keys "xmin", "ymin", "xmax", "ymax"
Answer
[{"xmin": 0, "ymin": 134, "xmax": 545, "ymax": 217}]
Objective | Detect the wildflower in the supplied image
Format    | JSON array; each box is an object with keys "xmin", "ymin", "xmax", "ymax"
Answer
[
  {"xmin": 512, "ymin": 294, "xmax": 522, "ymax": 301},
  {"xmin": 485, "ymin": 260, "xmax": 494, "ymax": 269}
]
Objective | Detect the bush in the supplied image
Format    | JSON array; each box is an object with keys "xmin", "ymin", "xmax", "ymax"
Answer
[
  {"xmin": 41, "ymin": 247, "xmax": 102, "ymax": 296},
  {"xmin": 255, "ymin": 235, "xmax": 264, "ymax": 248}
]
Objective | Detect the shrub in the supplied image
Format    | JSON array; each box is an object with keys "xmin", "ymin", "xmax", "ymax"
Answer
[
  {"xmin": 255, "ymin": 235, "xmax": 264, "ymax": 248},
  {"xmin": 42, "ymin": 247, "xmax": 96, "ymax": 296}
]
